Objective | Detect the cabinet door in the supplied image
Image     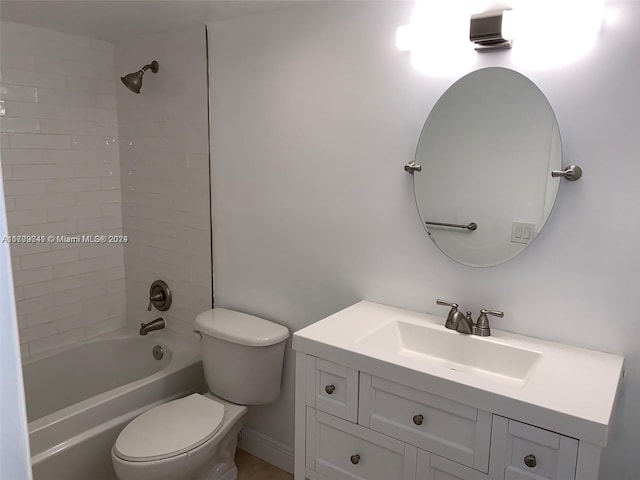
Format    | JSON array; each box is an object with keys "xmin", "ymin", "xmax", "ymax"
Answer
[
  {"xmin": 306, "ymin": 407, "xmax": 417, "ymax": 480},
  {"xmin": 489, "ymin": 416, "xmax": 578, "ymax": 480},
  {"xmin": 306, "ymin": 356, "xmax": 359, "ymax": 423},
  {"xmin": 417, "ymin": 450, "xmax": 493, "ymax": 480}
]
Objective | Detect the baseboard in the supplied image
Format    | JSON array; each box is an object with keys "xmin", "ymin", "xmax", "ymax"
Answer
[{"xmin": 238, "ymin": 426, "xmax": 294, "ymax": 474}]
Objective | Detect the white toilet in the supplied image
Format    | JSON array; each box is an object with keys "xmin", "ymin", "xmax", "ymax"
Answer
[{"xmin": 111, "ymin": 308, "xmax": 289, "ymax": 480}]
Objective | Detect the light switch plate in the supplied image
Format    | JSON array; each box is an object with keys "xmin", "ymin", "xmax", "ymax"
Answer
[{"xmin": 511, "ymin": 222, "xmax": 536, "ymax": 244}]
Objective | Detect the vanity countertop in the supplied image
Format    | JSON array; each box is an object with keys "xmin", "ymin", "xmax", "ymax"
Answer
[{"xmin": 292, "ymin": 301, "xmax": 624, "ymax": 447}]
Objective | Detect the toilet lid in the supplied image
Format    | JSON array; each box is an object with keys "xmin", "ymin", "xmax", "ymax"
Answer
[{"xmin": 114, "ymin": 393, "xmax": 224, "ymax": 462}]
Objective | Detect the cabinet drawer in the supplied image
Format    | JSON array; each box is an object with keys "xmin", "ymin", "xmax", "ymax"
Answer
[
  {"xmin": 359, "ymin": 374, "xmax": 491, "ymax": 472},
  {"xmin": 489, "ymin": 416, "xmax": 578, "ymax": 480},
  {"xmin": 306, "ymin": 356, "xmax": 358, "ymax": 422},
  {"xmin": 306, "ymin": 407, "xmax": 417, "ymax": 480},
  {"xmin": 417, "ymin": 450, "xmax": 492, "ymax": 480}
]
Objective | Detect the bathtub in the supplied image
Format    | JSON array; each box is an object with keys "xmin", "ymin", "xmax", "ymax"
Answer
[{"xmin": 22, "ymin": 329, "xmax": 205, "ymax": 480}]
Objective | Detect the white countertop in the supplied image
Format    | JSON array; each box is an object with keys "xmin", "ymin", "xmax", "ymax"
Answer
[{"xmin": 292, "ymin": 301, "xmax": 624, "ymax": 447}]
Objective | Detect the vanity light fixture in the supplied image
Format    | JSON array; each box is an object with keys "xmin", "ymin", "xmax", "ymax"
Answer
[{"xmin": 470, "ymin": 10, "xmax": 513, "ymax": 52}]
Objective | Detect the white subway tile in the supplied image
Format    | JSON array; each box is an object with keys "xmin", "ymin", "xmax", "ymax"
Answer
[
  {"xmin": 101, "ymin": 203, "xmax": 122, "ymax": 217},
  {"xmin": 68, "ymin": 106, "xmax": 115, "ymax": 123},
  {"xmin": 24, "ymin": 269, "xmax": 103, "ymax": 298},
  {"xmin": 95, "ymin": 94, "xmax": 116, "ymax": 110},
  {"xmin": 19, "ymin": 322, "xmax": 57, "ymax": 343},
  {"xmin": 9, "ymin": 133, "xmax": 71, "ymax": 149},
  {"xmin": 0, "ymin": 84, "xmax": 38, "ymax": 102},
  {"xmin": 8, "ymin": 240, "xmax": 50, "ymax": 256},
  {"xmin": 73, "ymin": 164, "xmax": 119, "ymax": 178},
  {"xmin": 0, "ymin": 117, "xmax": 40, "ymax": 133},
  {"xmin": 21, "ymin": 247, "xmax": 78, "ymax": 269},
  {"xmin": 47, "ymin": 205, "xmax": 101, "ymax": 221},
  {"xmin": 0, "ymin": 149, "xmax": 43, "ymax": 164},
  {"xmin": 55, "ymin": 283, "xmax": 105, "ymax": 306},
  {"xmin": 40, "ymin": 119, "xmax": 96, "ymax": 135},
  {"xmin": 29, "ymin": 328, "xmax": 85, "ymax": 356},
  {"xmin": 5, "ymin": 196, "xmax": 15, "ymax": 211},
  {"xmin": 71, "ymin": 135, "xmax": 117, "ymax": 150},
  {"xmin": 16, "ymin": 294, "xmax": 54, "ymax": 315},
  {"xmin": 77, "ymin": 215, "xmax": 122, "ymax": 232},
  {"xmin": 12, "ymin": 266, "xmax": 53, "ymax": 287},
  {"xmin": 1, "ymin": 68, "xmax": 66, "ymax": 88},
  {"xmin": 14, "ymin": 285, "xmax": 24, "ymax": 301},
  {"xmin": 53, "ymin": 257, "xmax": 105, "ymax": 278},
  {"xmin": 0, "ymin": 132, "xmax": 8, "ymax": 148},
  {"xmin": 17, "ymin": 220, "xmax": 76, "ymax": 237},
  {"xmin": 6, "ymin": 209, "xmax": 47, "ymax": 226},
  {"xmin": 27, "ymin": 302, "xmax": 83, "ymax": 327},
  {"xmin": 99, "ymin": 176, "xmax": 121, "ymax": 190},
  {"xmin": 1, "ymin": 160, "xmax": 12, "ymax": 179},
  {"xmin": 85, "ymin": 316, "xmax": 126, "ymax": 338},
  {"xmin": 14, "ymin": 193, "xmax": 74, "ymax": 210},
  {"xmin": 95, "ymin": 122, "xmax": 118, "ymax": 137},
  {"xmin": 75, "ymin": 190, "xmax": 120, "ymax": 206},
  {"xmin": 3, "ymin": 100, "xmax": 68, "ymax": 119},
  {"xmin": 13, "ymin": 164, "xmax": 73, "ymax": 179},
  {"xmin": 20, "ymin": 342, "xmax": 30, "ymax": 357},
  {"xmin": 3, "ymin": 179, "xmax": 47, "ymax": 195},
  {"xmin": 46, "ymin": 177, "xmax": 100, "ymax": 192},
  {"xmin": 56, "ymin": 310, "xmax": 108, "ymax": 332},
  {"xmin": 0, "ymin": 51, "xmax": 35, "ymax": 70}
]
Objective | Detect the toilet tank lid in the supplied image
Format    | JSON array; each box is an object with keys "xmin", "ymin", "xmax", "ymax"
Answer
[{"xmin": 195, "ymin": 308, "xmax": 289, "ymax": 347}]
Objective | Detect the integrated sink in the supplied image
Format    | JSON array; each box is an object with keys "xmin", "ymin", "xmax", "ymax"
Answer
[{"xmin": 357, "ymin": 320, "xmax": 541, "ymax": 382}]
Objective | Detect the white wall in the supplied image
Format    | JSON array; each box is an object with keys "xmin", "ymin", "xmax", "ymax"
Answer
[
  {"xmin": 114, "ymin": 26, "xmax": 212, "ymax": 333},
  {"xmin": 209, "ymin": 2, "xmax": 640, "ymax": 477},
  {"xmin": 0, "ymin": 22, "xmax": 126, "ymax": 356}
]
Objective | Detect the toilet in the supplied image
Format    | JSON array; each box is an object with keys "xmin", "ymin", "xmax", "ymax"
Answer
[{"xmin": 111, "ymin": 308, "xmax": 289, "ymax": 480}]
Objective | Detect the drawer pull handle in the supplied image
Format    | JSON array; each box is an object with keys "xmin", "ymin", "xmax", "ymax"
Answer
[
  {"xmin": 412, "ymin": 414, "xmax": 424, "ymax": 426},
  {"xmin": 325, "ymin": 384, "xmax": 335, "ymax": 395},
  {"xmin": 350, "ymin": 454, "xmax": 361, "ymax": 465},
  {"xmin": 524, "ymin": 454, "xmax": 537, "ymax": 468}
]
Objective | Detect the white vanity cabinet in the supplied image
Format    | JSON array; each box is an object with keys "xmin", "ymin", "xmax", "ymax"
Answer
[
  {"xmin": 293, "ymin": 301, "xmax": 623, "ymax": 480},
  {"xmin": 296, "ymin": 353, "xmax": 587, "ymax": 480}
]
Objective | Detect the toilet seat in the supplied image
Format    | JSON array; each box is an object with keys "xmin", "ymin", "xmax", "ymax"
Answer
[{"xmin": 114, "ymin": 393, "xmax": 224, "ymax": 462}]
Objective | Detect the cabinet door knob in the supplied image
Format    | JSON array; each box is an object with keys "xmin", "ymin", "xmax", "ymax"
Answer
[
  {"xmin": 412, "ymin": 414, "xmax": 424, "ymax": 426},
  {"xmin": 325, "ymin": 384, "xmax": 335, "ymax": 395},
  {"xmin": 524, "ymin": 454, "xmax": 537, "ymax": 468},
  {"xmin": 350, "ymin": 454, "xmax": 360, "ymax": 465}
]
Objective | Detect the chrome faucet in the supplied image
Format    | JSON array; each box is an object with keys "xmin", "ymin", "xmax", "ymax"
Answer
[
  {"xmin": 140, "ymin": 317, "xmax": 165, "ymax": 335},
  {"xmin": 436, "ymin": 300, "xmax": 503, "ymax": 337}
]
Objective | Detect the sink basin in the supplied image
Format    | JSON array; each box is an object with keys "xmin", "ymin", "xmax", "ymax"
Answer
[{"xmin": 357, "ymin": 320, "xmax": 541, "ymax": 382}]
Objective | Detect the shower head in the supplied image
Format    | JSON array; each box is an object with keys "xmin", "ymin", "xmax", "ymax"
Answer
[{"xmin": 120, "ymin": 60, "xmax": 159, "ymax": 94}]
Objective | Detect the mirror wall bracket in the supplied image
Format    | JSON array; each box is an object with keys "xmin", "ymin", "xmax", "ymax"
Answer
[
  {"xmin": 470, "ymin": 10, "xmax": 513, "ymax": 52},
  {"xmin": 404, "ymin": 161, "xmax": 422, "ymax": 174},
  {"xmin": 551, "ymin": 164, "xmax": 583, "ymax": 181}
]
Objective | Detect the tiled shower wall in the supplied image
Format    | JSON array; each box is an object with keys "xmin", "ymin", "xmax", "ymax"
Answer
[
  {"xmin": 115, "ymin": 26, "xmax": 212, "ymax": 333},
  {"xmin": 0, "ymin": 23, "xmax": 126, "ymax": 356}
]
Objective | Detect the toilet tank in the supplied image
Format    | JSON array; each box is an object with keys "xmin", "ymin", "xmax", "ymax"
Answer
[{"xmin": 194, "ymin": 308, "xmax": 289, "ymax": 405}]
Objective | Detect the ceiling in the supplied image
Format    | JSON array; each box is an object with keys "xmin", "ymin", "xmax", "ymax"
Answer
[{"xmin": 0, "ymin": 0, "xmax": 309, "ymax": 42}]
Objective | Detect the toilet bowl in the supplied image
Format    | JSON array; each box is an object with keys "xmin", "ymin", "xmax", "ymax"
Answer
[{"xmin": 112, "ymin": 308, "xmax": 289, "ymax": 480}]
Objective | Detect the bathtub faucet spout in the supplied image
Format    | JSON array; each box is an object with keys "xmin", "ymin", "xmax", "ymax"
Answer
[{"xmin": 140, "ymin": 318, "xmax": 165, "ymax": 335}]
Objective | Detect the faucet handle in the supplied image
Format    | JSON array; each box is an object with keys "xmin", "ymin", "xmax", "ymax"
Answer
[
  {"xmin": 436, "ymin": 299, "xmax": 460, "ymax": 330},
  {"xmin": 436, "ymin": 299, "xmax": 458, "ymax": 309},
  {"xmin": 473, "ymin": 309, "xmax": 504, "ymax": 337}
]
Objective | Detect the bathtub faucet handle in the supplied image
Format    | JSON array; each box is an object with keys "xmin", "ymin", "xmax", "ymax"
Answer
[{"xmin": 147, "ymin": 292, "xmax": 164, "ymax": 311}]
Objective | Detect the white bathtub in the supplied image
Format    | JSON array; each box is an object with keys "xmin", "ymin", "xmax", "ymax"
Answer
[{"xmin": 22, "ymin": 329, "xmax": 205, "ymax": 480}]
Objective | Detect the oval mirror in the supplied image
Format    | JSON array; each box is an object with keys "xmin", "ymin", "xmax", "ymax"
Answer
[{"xmin": 412, "ymin": 67, "xmax": 562, "ymax": 267}]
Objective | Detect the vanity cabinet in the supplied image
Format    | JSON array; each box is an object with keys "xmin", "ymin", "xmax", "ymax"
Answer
[{"xmin": 296, "ymin": 353, "xmax": 584, "ymax": 480}]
